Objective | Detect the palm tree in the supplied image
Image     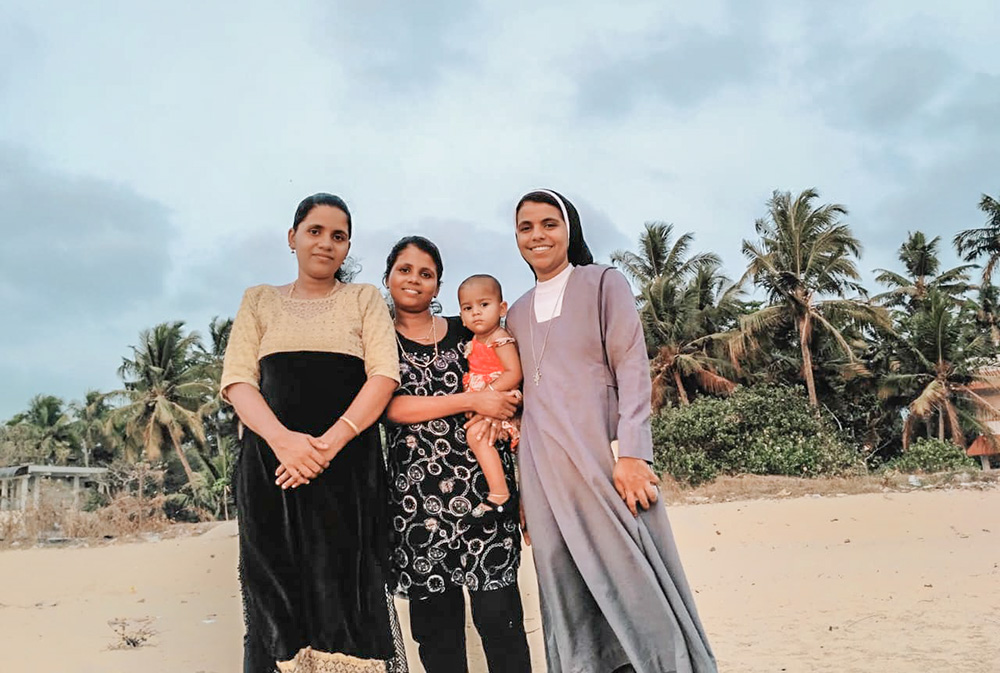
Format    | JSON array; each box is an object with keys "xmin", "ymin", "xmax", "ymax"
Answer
[
  {"xmin": 108, "ymin": 322, "xmax": 214, "ymax": 491},
  {"xmin": 975, "ymin": 283, "xmax": 1000, "ymax": 348},
  {"xmin": 0, "ymin": 424, "xmax": 48, "ymax": 466},
  {"xmin": 612, "ymin": 222, "xmax": 734, "ymax": 408},
  {"xmin": 642, "ymin": 264, "xmax": 741, "ymax": 409},
  {"xmin": 200, "ymin": 316, "xmax": 233, "ymax": 380},
  {"xmin": 954, "ymin": 190, "xmax": 1000, "ymax": 282},
  {"xmin": 874, "ymin": 231, "xmax": 973, "ymax": 309},
  {"xmin": 685, "ymin": 263, "xmax": 747, "ymax": 337},
  {"xmin": 738, "ymin": 189, "xmax": 891, "ymax": 407},
  {"xmin": 611, "ymin": 221, "xmax": 721, "ymax": 291},
  {"xmin": 198, "ymin": 315, "xmax": 239, "ymax": 501},
  {"xmin": 879, "ymin": 290, "xmax": 999, "ymax": 448},
  {"xmin": 70, "ymin": 390, "xmax": 120, "ymax": 467},
  {"xmin": 7, "ymin": 395, "xmax": 79, "ymax": 464}
]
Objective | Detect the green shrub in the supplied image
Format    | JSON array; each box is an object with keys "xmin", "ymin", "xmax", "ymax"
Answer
[
  {"xmin": 652, "ymin": 384, "xmax": 862, "ymax": 485},
  {"xmin": 882, "ymin": 437, "xmax": 975, "ymax": 473}
]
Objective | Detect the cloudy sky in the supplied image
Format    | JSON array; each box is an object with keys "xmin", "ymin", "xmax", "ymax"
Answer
[{"xmin": 1, "ymin": 0, "xmax": 998, "ymax": 418}]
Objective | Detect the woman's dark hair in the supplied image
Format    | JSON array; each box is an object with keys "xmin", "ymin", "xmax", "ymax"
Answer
[
  {"xmin": 516, "ymin": 189, "xmax": 594, "ymax": 268},
  {"xmin": 383, "ymin": 235, "xmax": 444, "ymax": 287},
  {"xmin": 293, "ymin": 193, "xmax": 352, "ymax": 238}
]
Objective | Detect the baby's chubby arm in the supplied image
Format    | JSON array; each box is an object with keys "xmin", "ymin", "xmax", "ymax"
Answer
[{"xmin": 488, "ymin": 328, "xmax": 523, "ymax": 393}]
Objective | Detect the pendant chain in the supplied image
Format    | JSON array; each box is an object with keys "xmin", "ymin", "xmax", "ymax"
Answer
[
  {"xmin": 529, "ymin": 277, "xmax": 570, "ymax": 386},
  {"xmin": 396, "ymin": 316, "xmax": 440, "ymax": 369}
]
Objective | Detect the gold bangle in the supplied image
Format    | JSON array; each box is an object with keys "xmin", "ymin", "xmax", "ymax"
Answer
[{"xmin": 339, "ymin": 416, "xmax": 361, "ymax": 437}]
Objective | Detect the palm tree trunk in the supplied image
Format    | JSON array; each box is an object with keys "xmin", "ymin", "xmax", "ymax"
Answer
[
  {"xmin": 938, "ymin": 412, "xmax": 945, "ymax": 442},
  {"xmin": 672, "ymin": 368, "xmax": 690, "ymax": 406},
  {"xmin": 137, "ymin": 462, "xmax": 145, "ymax": 530},
  {"xmin": 798, "ymin": 314, "xmax": 819, "ymax": 407},
  {"xmin": 168, "ymin": 431, "xmax": 199, "ymax": 492}
]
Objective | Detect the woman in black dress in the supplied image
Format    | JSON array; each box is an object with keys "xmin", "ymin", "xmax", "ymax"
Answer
[
  {"xmin": 382, "ymin": 236, "xmax": 531, "ymax": 673},
  {"xmin": 221, "ymin": 194, "xmax": 407, "ymax": 672}
]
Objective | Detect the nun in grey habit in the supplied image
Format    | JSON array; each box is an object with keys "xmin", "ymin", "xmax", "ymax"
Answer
[{"xmin": 505, "ymin": 189, "xmax": 717, "ymax": 673}]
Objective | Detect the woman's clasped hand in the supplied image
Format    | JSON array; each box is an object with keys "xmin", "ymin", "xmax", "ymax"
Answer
[{"xmin": 270, "ymin": 430, "xmax": 331, "ymax": 487}]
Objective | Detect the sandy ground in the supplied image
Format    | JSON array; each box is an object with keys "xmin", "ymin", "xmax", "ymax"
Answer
[{"xmin": 0, "ymin": 488, "xmax": 997, "ymax": 672}]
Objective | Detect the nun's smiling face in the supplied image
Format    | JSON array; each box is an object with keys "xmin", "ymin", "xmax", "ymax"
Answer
[{"xmin": 516, "ymin": 200, "xmax": 570, "ymax": 281}]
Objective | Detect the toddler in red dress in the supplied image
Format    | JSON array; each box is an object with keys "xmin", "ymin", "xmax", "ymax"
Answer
[{"xmin": 458, "ymin": 274, "xmax": 522, "ymax": 523}]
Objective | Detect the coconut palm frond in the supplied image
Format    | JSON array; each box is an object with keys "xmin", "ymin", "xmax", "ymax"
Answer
[
  {"xmin": 909, "ymin": 379, "xmax": 948, "ymax": 418},
  {"xmin": 954, "ymin": 192, "xmax": 1000, "ymax": 283},
  {"xmin": 739, "ymin": 305, "xmax": 788, "ymax": 338},
  {"xmin": 942, "ymin": 399, "xmax": 965, "ymax": 448}
]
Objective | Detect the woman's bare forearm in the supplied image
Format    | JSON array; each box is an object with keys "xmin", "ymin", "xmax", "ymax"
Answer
[
  {"xmin": 321, "ymin": 375, "xmax": 398, "ymax": 445},
  {"xmin": 386, "ymin": 392, "xmax": 474, "ymax": 425},
  {"xmin": 226, "ymin": 383, "xmax": 286, "ymax": 444}
]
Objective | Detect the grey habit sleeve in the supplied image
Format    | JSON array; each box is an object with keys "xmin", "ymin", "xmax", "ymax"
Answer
[{"xmin": 600, "ymin": 268, "xmax": 655, "ymax": 462}]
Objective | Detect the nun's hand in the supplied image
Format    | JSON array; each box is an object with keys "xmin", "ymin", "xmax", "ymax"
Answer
[{"xmin": 612, "ymin": 457, "xmax": 660, "ymax": 517}]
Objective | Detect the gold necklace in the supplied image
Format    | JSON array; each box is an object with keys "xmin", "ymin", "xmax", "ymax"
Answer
[
  {"xmin": 396, "ymin": 316, "xmax": 440, "ymax": 368},
  {"xmin": 529, "ymin": 275, "xmax": 570, "ymax": 386},
  {"xmin": 288, "ymin": 279, "xmax": 340, "ymax": 299}
]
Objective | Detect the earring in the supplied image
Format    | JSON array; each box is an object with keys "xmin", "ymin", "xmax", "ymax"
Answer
[{"xmin": 290, "ymin": 248, "xmax": 295, "ymax": 254}]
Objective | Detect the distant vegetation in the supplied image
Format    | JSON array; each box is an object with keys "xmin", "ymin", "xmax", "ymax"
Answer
[
  {"xmin": 616, "ymin": 187, "xmax": 1000, "ymax": 482},
  {"xmin": 1, "ymin": 318, "xmax": 237, "ymax": 521},
  {"xmin": 3, "ymin": 188, "xmax": 999, "ymax": 511}
]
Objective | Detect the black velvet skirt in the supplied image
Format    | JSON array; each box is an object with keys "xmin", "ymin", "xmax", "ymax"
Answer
[{"xmin": 236, "ymin": 351, "xmax": 404, "ymax": 672}]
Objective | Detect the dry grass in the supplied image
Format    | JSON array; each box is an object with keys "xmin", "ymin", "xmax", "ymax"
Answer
[
  {"xmin": 0, "ymin": 492, "xmax": 168, "ymax": 547},
  {"xmin": 107, "ymin": 617, "xmax": 157, "ymax": 649},
  {"xmin": 660, "ymin": 469, "xmax": 1000, "ymax": 505},
  {"xmin": 3, "ymin": 469, "xmax": 996, "ymax": 547}
]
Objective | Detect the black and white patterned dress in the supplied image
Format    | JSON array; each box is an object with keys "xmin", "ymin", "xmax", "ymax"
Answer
[{"xmin": 386, "ymin": 316, "xmax": 521, "ymax": 599}]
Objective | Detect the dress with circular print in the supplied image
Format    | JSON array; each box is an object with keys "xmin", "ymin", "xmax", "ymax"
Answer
[{"xmin": 386, "ymin": 316, "xmax": 521, "ymax": 599}]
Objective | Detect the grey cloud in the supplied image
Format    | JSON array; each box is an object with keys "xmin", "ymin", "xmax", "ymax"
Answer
[
  {"xmin": 0, "ymin": 145, "xmax": 173, "ymax": 319},
  {"xmin": 0, "ymin": 12, "xmax": 39, "ymax": 93},
  {"xmin": 0, "ymin": 146, "xmax": 178, "ymax": 418},
  {"xmin": 0, "ymin": 332, "xmax": 123, "ymax": 420},
  {"xmin": 867, "ymin": 143, "xmax": 1000, "ymax": 279},
  {"xmin": 571, "ymin": 197, "xmax": 633, "ymax": 264},
  {"xmin": 930, "ymin": 72, "xmax": 1000, "ymax": 139},
  {"xmin": 313, "ymin": 1, "xmax": 479, "ymax": 92},
  {"xmin": 168, "ymin": 229, "xmax": 295, "ymax": 320},
  {"xmin": 809, "ymin": 45, "xmax": 959, "ymax": 134},
  {"xmin": 574, "ymin": 28, "xmax": 771, "ymax": 118}
]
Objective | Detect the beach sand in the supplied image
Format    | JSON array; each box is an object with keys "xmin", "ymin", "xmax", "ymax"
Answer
[{"xmin": 0, "ymin": 487, "xmax": 997, "ymax": 672}]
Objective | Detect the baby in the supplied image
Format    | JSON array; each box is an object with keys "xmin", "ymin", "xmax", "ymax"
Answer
[{"xmin": 458, "ymin": 274, "xmax": 522, "ymax": 524}]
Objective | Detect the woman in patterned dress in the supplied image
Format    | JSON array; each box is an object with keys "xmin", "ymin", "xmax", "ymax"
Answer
[
  {"xmin": 382, "ymin": 236, "xmax": 531, "ymax": 673},
  {"xmin": 222, "ymin": 194, "xmax": 407, "ymax": 673}
]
